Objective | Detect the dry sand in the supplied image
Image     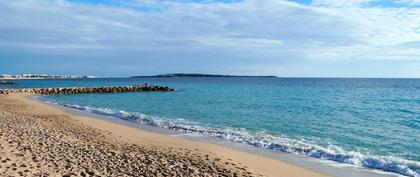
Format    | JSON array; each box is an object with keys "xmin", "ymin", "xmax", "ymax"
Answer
[{"xmin": 0, "ymin": 93, "xmax": 331, "ymax": 177}]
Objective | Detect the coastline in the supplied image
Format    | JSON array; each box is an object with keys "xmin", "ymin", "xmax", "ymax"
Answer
[
  {"xmin": 0, "ymin": 93, "xmax": 332, "ymax": 177},
  {"xmin": 33, "ymin": 95, "xmax": 402, "ymax": 177}
]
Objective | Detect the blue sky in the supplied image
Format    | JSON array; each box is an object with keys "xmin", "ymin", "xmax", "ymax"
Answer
[{"xmin": 1, "ymin": 0, "xmax": 420, "ymax": 77}]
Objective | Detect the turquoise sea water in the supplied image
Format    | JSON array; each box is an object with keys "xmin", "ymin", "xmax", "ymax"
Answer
[{"xmin": 2, "ymin": 78, "xmax": 419, "ymax": 176}]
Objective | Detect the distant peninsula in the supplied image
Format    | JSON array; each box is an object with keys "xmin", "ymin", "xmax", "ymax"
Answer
[{"xmin": 131, "ymin": 73, "xmax": 278, "ymax": 78}]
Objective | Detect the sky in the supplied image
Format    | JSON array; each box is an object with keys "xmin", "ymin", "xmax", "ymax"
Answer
[{"xmin": 1, "ymin": 0, "xmax": 420, "ymax": 77}]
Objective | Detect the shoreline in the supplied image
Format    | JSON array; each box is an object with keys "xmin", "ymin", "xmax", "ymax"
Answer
[
  {"xmin": 0, "ymin": 93, "xmax": 332, "ymax": 177},
  {"xmin": 32, "ymin": 95, "xmax": 400, "ymax": 177}
]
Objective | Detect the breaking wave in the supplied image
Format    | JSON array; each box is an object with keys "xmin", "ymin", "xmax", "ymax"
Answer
[{"xmin": 41, "ymin": 99, "xmax": 420, "ymax": 177}]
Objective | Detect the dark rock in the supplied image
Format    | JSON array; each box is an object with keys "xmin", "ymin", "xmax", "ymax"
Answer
[
  {"xmin": 0, "ymin": 81, "xmax": 17, "ymax": 85},
  {"xmin": 86, "ymin": 170, "xmax": 94, "ymax": 176},
  {"xmin": 0, "ymin": 85, "xmax": 175, "ymax": 95}
]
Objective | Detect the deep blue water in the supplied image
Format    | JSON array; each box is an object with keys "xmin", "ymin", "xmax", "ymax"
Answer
[{"xmin": 2, "ymin": 78, "xmax": 419, "ymax": 176}]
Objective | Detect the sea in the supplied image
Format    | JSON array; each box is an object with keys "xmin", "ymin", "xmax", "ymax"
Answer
[{"xmin": 1, "ymin": 77, "xmax": 419, "ymax": 176}]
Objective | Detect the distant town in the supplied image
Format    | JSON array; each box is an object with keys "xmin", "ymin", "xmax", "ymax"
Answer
[{"xmin": 0, "ymin": 74, "xmax": 95, "ymax": 79}]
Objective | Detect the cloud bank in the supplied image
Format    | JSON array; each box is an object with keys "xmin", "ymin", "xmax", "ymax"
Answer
[{"xmin": 1, "ymin": 0, "xmax": 420, "ymax": 76}]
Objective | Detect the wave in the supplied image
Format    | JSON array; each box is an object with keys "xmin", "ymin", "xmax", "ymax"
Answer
[{"xmin": 40, "ymin": 99, "xmax": 420, "ymax": 177}]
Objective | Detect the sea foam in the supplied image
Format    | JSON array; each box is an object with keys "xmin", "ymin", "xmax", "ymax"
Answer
[{"xmin": 41, "ymin": 99, "xmax": 420, "ymax": 177}]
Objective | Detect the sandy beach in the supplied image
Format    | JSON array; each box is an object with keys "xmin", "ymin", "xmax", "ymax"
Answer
[{"xmin": 0, "ymin": 93, "xmax": 330, "ymax": 177}]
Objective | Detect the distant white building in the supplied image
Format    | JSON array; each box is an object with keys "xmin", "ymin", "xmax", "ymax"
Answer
[
  {"xmin": 0, "ymin": 74, "xmax": 12, "ymax": 78},
  {"xmin": 0, "ymin": 73, "xmax": 95, "ymax": 79}
]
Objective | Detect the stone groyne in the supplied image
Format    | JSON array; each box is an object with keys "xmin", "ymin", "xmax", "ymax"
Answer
[
  {"xmin": 0, "ymin": 85, "xmax": 175, "ymax": 95},
  {"xmin": 0, "ymin": 81, "xmax": 17, "ymax": 85}
]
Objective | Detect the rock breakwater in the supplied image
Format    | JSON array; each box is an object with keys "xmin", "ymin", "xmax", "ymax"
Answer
[
  {"xmin": 0, "ymin": 81, "xmax": 16, "ymax": 85},
  {"xmin": 0, "ymin": 85, "xmax": 175, "ymax": 95}
]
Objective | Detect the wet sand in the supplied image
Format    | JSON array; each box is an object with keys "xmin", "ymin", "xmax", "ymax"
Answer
[{"xmin": 0, "ymin": 93, "xmax": 330, "ymax": 177}]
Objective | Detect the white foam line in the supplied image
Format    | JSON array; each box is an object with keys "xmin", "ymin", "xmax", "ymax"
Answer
[{"xmin": 36, "ymin": 97, "xmax": 420, "ymax": 177}]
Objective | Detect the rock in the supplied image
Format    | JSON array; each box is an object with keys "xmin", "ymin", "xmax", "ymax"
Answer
[
  {"xmin": 0, "ymin": 81, "xmax": 17, "ymax": 85},
  {"xmin": 86, "ymin": 170, "xmax": 95, "ymax": 176},
  {"xmin": 0, "ymin": 85, "xmax": 175, "ymax": 95}
]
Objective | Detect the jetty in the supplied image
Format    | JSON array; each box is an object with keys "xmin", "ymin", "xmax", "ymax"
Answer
[
  {"xmin": 0, "ymin": 85, "xmax": 175, "ymax": 95},
  {"xmin": 0, "ymin": 81, "xmax": 17, "ymax": 85}
]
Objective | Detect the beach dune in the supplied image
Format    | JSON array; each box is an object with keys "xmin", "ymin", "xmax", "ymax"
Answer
[{"xmin": 0, "ymin": 93, "xmax": 329, "ymax": 177}]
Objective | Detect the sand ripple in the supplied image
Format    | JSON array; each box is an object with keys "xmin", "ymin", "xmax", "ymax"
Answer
[{"xmin": 0, "ymin": 96, "xmax": 257, "ymax": 177}]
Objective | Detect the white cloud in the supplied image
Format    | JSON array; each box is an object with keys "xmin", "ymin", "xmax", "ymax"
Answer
[
  {"xmin": 311, "ymin": 0, "xmax": 376, "ymax": 7},
  {"xmin": 396, "ymin": 0, "xmax": 420, "ymax": 5},
  {"xmin": 1, "ymin": 0, "xmax": 420, "ymax": 64}
]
